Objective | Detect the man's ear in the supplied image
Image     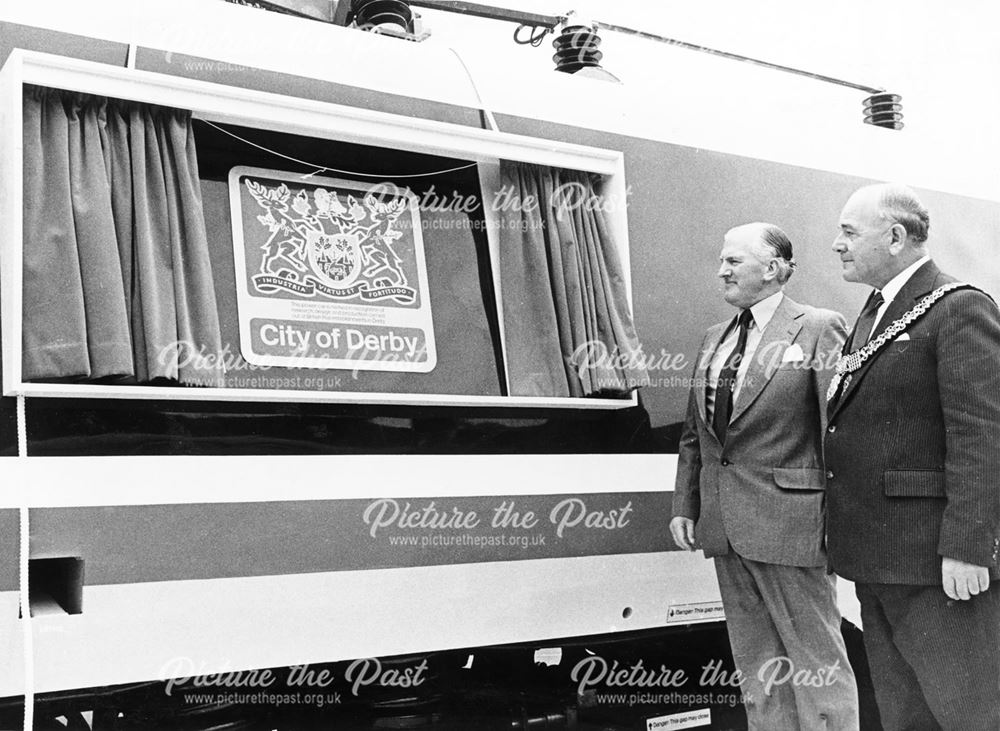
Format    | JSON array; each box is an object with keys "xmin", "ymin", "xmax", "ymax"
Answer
[
  {"xmin": 887, "ymin": 222, "xmax": 907, "ymax": 254},
  {"xmin": 763, "ymin": 258, "xmax": 780, "ymax": 282}
]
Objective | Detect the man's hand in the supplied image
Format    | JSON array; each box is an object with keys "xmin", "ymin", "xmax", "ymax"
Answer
[
  {"xmin": 942, "ymin": 557, "xmax": 991, "ymax": 600},
  {"xmin": 669, "ymin": 516, "xmax": 697, "ymax": 551}
]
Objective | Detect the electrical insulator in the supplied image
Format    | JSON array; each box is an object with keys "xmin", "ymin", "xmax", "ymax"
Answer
[
  {"xmin": 552, "ymin": 24, "xmax": 604, "ymax": 74},
  {"xmin": 352, "ymin": 0, "xmax": 412, "ymax": 34},
  {"xmin": 863, "ymin": 92, "xmax": 904, "ymax": 130}
]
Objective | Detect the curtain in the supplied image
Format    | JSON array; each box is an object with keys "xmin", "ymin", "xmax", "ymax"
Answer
[
  {"xmin": 22, "ymin": 86, "xmax": 224, "ymax": 387},
  {"xmin": 497, "ymin": 161, "xmax": 647, "ymax": 397}
]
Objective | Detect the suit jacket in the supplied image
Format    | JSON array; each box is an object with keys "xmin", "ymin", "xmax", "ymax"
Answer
[
  {"xmin": 673, "ymin": 294, "xmax": 848, "ymax": 567},
  {"xmin": 826, "ymin": 260, "xmax": 1000, "ymax": 584}
]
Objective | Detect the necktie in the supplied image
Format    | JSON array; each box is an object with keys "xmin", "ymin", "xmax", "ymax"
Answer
[
  {"xmin": 848, "ymin": 290, "xmax": 885, "ymax": 352},
  {"xmin": 713, "ymin": 309, "xmax": 753, "ymax": 443}
]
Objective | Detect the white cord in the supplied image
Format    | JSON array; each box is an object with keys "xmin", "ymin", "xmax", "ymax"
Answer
[
  {"xmin": 199, "ymin": 119, "xmax": 478, "ymax": 179},
  {"xmin": 448, "ymin": 47, "xmax": 500, "ymax": 133},
  {"xmin": 17, "ymin": 393, "xmax": 26, "ymax": 458},
  {"xmin": 17, "ymin": 395, "xmax": 34, "ymax": 731}
]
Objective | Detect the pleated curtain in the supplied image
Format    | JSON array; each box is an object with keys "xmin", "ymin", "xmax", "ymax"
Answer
[
  {"xmin": 21, "ymin": 86, "xmax": 223, "ymax": 386},
  {"xmin": 498, "ymin": 161, "xmax": 647, "ymax": 397}
]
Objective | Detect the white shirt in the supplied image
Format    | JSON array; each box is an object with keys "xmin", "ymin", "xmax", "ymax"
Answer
[
  {"xmin": 707, "ymin": 290, "xmax": 784, "ymax": 421},
  {"xmin": 864, "ymin": 255, "xmax": 931, "ymax": 340}
]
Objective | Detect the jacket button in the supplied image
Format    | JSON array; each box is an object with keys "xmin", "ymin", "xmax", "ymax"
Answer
[
  {"xmin": 827, "ymin": 425, "xmax": 836, "ymax": 433},
  {"xmin": 826, "ymin": 470, "xmax": 834, "ymax": 479},
  {"xmin": 721, "ymin": 458, "xmax": 730, "ymax": 466}
]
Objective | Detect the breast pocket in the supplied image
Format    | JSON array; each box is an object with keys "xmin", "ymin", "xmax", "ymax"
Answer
[{"xmin": 881, "ymin": 337, "xmax": 932, "ymax": 357}]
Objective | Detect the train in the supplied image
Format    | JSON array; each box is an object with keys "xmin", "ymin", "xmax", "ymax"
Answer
[{"xmin": 0, "ymin": 2, "xmax": 996, "ymax": 729}]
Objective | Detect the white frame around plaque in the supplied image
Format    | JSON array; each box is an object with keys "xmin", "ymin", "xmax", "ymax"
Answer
[{"xmin": 0, "ymin": 49, "xmax": 636, "ymax": 409}]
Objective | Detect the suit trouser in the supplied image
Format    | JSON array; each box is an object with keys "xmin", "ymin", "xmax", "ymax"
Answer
[
  {"xmin": 855, "ymin": 582, "xmax": 1000, "ymax": 731},
  {"xmin": 714, "ymin": 553, "xmax": 859, "ymax": 731}
]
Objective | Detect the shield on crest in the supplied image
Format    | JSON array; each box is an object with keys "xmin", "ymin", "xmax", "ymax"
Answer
[{"xmin": 307, "ymin": 230, "xmax": 362, "ymax": 288}]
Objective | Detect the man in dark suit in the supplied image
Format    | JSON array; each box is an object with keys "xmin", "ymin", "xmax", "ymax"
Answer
[
  {"xmin": 826, "ymin": 183, "xmax": 1000, "ymax": 730},
  {"xmin": 671, "ymin": 222, "xmax": 858, "ymax": 729}
]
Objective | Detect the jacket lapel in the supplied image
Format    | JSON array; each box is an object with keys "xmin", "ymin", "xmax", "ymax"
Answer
[
  {"xmin": 730, "ymin": 295, "xmax": 803, "ymax": 423},
  {"xmin": 830, "ymin": 260, "xmax": 942, "ymax": 417}
]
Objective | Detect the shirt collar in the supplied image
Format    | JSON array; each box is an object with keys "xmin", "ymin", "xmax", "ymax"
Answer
[
  {"xmin": 879, "ymin": 255, "xmax": 931, "ymax": 305},
  {"xmin": 746, "ymin": 290, "xmax": 784, "ymax": 331}
]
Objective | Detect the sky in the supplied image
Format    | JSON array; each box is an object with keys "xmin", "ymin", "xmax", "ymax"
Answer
[
  {"xmin": 2, "ymin": 0, "xmax": 998, "ymax": 197},
  {"xmin": 417, "ymin": 1, "xmax": 998, "ymax": 117},
  {"xmin": 416, "ymin": 1, "xmax": 1000, "ymax": 200}
]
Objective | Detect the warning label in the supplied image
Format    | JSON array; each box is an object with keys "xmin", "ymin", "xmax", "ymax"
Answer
[
  {"xmin": 666, "ymin": 601, "xmax": 725, "ymax": 624},
  {"xmin": 646, "ymin": 708, "xmax": 711, "ymax": 730}
]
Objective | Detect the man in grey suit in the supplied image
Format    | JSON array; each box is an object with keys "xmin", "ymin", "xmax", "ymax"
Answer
[
  {"xmin": 825, "ymin": 183, "xmax": 1000, "ymax": 730},
  {"xmin": 671, "ymin": 222, "xmax": 859, "ymax": 729}
]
